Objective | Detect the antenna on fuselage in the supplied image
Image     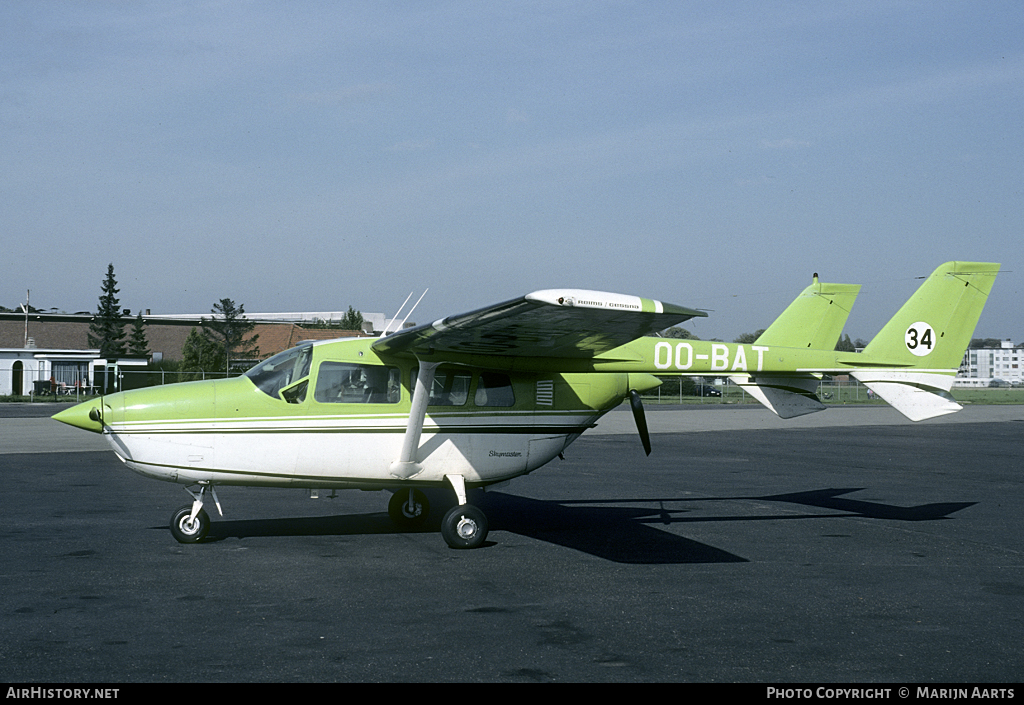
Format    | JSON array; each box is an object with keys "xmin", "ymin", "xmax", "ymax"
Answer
[
  {"xmin": 381, "ymin": 290, "xmax": 427, "ymax": 336},
  {"xmin": 397, "ymin": 290, "xmax": 428, "ymax": 332},
  {"xmin": 380, "ymin": 292, "xmax": 413, "ymax": 337}
]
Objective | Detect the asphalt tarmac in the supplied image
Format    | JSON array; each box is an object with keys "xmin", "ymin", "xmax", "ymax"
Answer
[{"xmin": 2, "ymin": 403, "xmax": 1022, "ymax": 683}]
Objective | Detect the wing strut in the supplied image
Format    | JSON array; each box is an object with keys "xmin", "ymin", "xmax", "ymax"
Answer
[{"xmin": 389, "ymin": 360, "xmax": 439, "ymax": 479}]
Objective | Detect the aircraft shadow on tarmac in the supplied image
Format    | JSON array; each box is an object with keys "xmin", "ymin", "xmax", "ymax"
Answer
[
  {"xmin": 756, "ymin": 488, "xmax": 976, "ymax": 522},
  {"xmin": 186, "ymin": 488, "xmax": 974, "ymax": 565}
]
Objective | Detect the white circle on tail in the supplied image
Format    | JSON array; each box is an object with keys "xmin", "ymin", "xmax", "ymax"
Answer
[{"xmin": 905, "ymin": 322, "xmax": 936, "ymax": 356}]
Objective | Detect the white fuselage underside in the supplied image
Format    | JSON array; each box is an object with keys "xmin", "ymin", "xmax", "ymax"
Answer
[{"xmin": 104, "ymin": 410, "xmax": 600, "ymax": 490}]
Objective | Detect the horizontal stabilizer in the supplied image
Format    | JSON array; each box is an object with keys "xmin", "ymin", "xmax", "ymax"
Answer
[
  {"xmin": 730, "ymin": 374, "xmax": 825, "ymax": 419},
  {"xmin": 851, "ymin": 370, "xmax": 961, "ymax": 422}
]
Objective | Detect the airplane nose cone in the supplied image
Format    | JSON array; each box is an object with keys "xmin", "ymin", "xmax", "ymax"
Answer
[{"xmin": 52, "ymin": 400, "xmax": 105, "ymax": 433}]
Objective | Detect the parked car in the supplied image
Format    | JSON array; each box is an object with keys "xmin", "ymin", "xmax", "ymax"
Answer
[{"xmin": 692, "ymin": 384, "xmax": 722, "ymax": 397}]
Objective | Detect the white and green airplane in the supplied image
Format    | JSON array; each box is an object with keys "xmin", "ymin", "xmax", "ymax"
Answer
[{"xmin": 53, "ymin": 261, "xmax": 999, "ymax": 549}]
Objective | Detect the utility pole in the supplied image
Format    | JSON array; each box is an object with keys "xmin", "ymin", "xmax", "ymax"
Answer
[{"xmin": 22, "ymin": 290, "xmax": 29, "ymax": 348}]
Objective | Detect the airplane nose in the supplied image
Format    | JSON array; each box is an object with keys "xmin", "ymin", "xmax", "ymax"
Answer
[{"xmin": 52, "ymin": 400, "xmax": 106, "ymax": 434}]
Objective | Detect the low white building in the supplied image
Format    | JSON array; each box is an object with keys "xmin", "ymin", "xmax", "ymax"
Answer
[
  {"xmin": 1, "ymin": 347, "xmax": 154, "ymax": 397},
  {"xmin": 955, "ymin": 340, "xmax": 1023, "ymax": 387},
  {"xmin": 0, "ymin": 347, "xmax": 98, "ymax": 396}
]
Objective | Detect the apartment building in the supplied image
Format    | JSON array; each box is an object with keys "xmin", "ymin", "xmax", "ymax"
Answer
[{"xmin": 956, "ymin": 340, "xmax": 1023, "ymax": 387}]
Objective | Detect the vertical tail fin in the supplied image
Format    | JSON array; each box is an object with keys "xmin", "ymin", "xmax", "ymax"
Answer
[
  {"xmin": 733, "ymin": 275, "xmax": 861, "ymax": 419},
  {"xmin": 755, "ymin": 275, "xmax": 861, "ymax": 350},
  {"xmin": 852, "ymin": 261, "xmax": 1000, "ymax": 421}
]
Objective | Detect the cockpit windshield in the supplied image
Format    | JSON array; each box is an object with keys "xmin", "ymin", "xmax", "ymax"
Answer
[{"xmin": 244, "ymin": 345, "xmax": 313, "ymax": 399}]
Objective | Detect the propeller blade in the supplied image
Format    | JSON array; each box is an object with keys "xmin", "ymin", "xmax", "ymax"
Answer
[{"xmin": 628, "ymin": 389, "xmax": 652, "ymax": 456}]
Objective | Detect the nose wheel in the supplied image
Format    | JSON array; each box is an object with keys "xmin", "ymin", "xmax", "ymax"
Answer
[
  {"xmin": 170, "ymin": 504, "xmax": 210, "ymax": 543},
  {"xmin": 169, "ymin": 484, "xmax": 220, "ymax": 543}
]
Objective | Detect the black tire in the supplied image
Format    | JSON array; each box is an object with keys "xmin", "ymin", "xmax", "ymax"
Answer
[
  {"xmin": 441, "ymin": 504, "xmax": 488, "ymax": 549},
  {"xmin": 170, "ymin": 504, "xmax": 210, "ymax": 543},
  {"xmin": 388, "ymin": 489, "xmax": 430, "ymax": 529}
]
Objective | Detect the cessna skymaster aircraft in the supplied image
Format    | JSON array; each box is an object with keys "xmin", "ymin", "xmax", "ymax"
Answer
[{"xmin": 54, "ymin": 261, "xmax": 999, "ymax": 549}]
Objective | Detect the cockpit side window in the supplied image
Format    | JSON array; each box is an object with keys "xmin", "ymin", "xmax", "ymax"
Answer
[
  {"xmin": 280, "ymin": 379, "xmax": 308, "ymax": 404},
  {"xmin": 245, "ymin": 345, "xmax": 313, "ymax": 399},
  {"xmin": 314, "ymin": 362, "xmax": 401, "ymax": 404}
]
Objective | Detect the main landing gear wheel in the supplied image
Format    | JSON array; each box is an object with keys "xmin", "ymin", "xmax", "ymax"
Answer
[
  {"xmin": 170, "ymin": 504, "xmax": 210, "ymax": 543},
  {"xmin": 388, "ymin": 489, "xmax": 430, "ymax": 529},
  {"xmin": 441, "ymin": 504, "xmax": 489, "ymax": 550}
]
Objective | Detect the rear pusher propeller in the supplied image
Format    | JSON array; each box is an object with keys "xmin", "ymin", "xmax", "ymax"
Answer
[{"xmin": 628, "ymin": 389, "xmax": 652, "ymax": 456}]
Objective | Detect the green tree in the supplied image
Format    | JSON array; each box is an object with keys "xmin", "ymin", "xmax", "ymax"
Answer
[
  {"xmin": 733, "ymin": 329, "xmax": 766, "ymax": 344},
  {"xmin": 202, "ymin": 298, "xmax": 259, "ymax": 373},
  {"xmin": 87, "ymin": 264, "xmax": 127, "ymax": 358},
  {"xmin": 180, "ymin": 328, "xmax": 225, "ymax": 380},
  {"xmin": 662, "ymin": 327, "xmax": 700, "ymax": 340},
  {"xmin": 127, "ymin": 313, "xmax": 151, "ymax": 358},
  {"xmin": 340, "ymin": 305, "xmax": 364, "ymax": 331},
  {"xmin": 835, "ymin": 333, "xmax": 856, "ymax": 352}
]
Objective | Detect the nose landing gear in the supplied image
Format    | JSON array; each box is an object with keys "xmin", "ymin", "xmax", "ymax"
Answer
[
  {"xmin": 169, "ymin": 484, "xmax": 221, "ymax": 544},
  {"xmin": 170, "ymin": 504, "xmax": 209, "ymax": 543}
]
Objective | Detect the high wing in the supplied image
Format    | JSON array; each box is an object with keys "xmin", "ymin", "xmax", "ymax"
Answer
[{"xmin": 371, "ymin": 289, "xmax": 706, "ymax": 360}]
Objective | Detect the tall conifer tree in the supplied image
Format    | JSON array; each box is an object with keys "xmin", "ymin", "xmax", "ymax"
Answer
[
  {"xmin": 201, "ymin": 298, "xmax": 259, "ymax": 373},
  {"xmin": 87, "ymin": 264, "xmax": 127, "ymax": 358},
  {"xmin": 127, "ymin": 312, "xmax": 151, "ymax": 358}
]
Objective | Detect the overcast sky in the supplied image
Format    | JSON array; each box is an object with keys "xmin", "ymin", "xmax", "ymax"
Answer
[{"xmin": 3, "ymin": 1, "xmax": 1020, "ymax": 342}]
